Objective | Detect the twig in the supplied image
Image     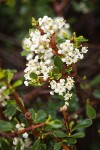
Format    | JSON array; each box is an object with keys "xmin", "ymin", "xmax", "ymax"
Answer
[
  {"xmin": 0, "ymin": 122, "xmax": 46, "ymax": 139},
  {"xmin": 0, "ymin": 131, "xmax": 13, "ymax": 139},
  {"xmin": 7, "ymin": 83, "xmax": 39, "ymax": 137}
]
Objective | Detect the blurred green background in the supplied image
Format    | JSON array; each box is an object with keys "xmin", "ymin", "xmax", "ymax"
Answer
[{"xmin": 0, "ymin": 0, "xmax": 100, "ymax": 150}]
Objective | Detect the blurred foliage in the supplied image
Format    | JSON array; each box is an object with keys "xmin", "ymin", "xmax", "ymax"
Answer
[{"xmin": 0, "ymin": 0, "xmax": 54, "ymax": 38}]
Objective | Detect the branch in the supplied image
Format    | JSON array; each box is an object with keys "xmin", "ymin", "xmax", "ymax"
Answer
[{"xmin": 0, "ymin": 123, "xmax": 46, "ymax": 139}]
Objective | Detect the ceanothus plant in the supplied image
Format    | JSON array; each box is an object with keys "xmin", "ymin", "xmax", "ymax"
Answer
[
  {"xmin": 0, "ymin": 16, "xmax": 96, "ymax": 150},
  {"xmin": 23, "ymin": 16, "xmax": 88, "ymax": 109}
]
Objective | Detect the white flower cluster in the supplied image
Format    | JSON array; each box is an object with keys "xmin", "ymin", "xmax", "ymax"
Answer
[
  {"xmin": 50, "ymin": 77, "xmax": 74, "ymax": 106},
  {"xmin": 57, "ymin": 23, "xmax": 71, "ymax": 38},
  {"xmin": 13, "ymin": 137, "xmax": 32, "ymax": 150},
  {"xmin": 58, "ymin": 40, "xmax": 88, "ymax": 65},
  {"xmin": 23, "ymin": 16, "xmax": 88, "ymax": 107},
  {"xmin": 16, "ymin": 123, "xmax": 28, "ymax": 138},
  {"xmin": 0, "ymin": 86, "xmax": 10, "ymax": 106},
  {"xmin": 38, "ymin": 16, "xmax": 66, "ymax": 35}
]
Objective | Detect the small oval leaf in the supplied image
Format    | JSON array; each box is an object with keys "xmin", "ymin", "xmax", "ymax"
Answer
[
  {"xmin": 54, "ymin": 142, "xmax": 62, "ymax": 150},
  {"xmin": 0, "ymin": 120, "xmax": 13, "ymax": 132},
  {"xmin": 53, "ymin": 130, "xmax": 66, "ymax": 138},
  {"xmin": 86, "ymin": 103, "xmax": 96, "ymax": 119}
]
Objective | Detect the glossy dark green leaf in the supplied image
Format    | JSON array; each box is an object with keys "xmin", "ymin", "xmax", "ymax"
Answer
[
  {"xmin": 48, "ymin": 120, "xmax": 62, "ymax": 129},
  {"xmin": 31, "ymin": 139, "xmax": 40, "ymax": 150},
  {"xmin": 4, "ymin": 105, "xmax": 16, "ymax": 117},
  {"xmin": 54, "ymin": 56, "xmax": 63, "ymax": 71},
  {"xmin": 30, "ymin": 72, "xmax": 38, "ymax": 79},
  {"xmin": 0, "ymin": 120, "xmax": 13, "ymax": 132},
  {"xmin": 37, "ymin": 110, "xmax": 47, "ymax": 122},
  {"xmin": 54, "ymin": 142, "xmax": 62, "ymax": 150},
  {"xmin": 53, "ymin": 131, "xmax": 66, "ymax": 138},
  {"xmin": 65, "ymin": 137, "xmax": 77, "ymax": 144},
  {"xmin": 72, "ymin": 132, "xmax": 85, "ymax": 138},
  {"xmin": 72, "ymin": 119, "xmax": 92, "ymax": 131},
  {"xmin": 86, "ymin": 103, "xmax": 96, "ymax": 119}
]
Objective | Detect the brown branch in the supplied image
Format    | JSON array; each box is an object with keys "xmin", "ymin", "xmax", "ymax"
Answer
[
  {"xmin": 0, "ymin": 131, "xmax": 13, "ymax": 139},
  {"xmin": 6, "ymin": 83, "xmax": 39, "ymax": 137},
  {"xmin": 0, "ymin": 122, "xmax": 46, "ymax": 139},
  {"xmin": 62, "ymin": 109, "xmax": 70, "ymax": 133},
  {"xmin": 12, "ymin": 91, "xmax": 26, "ymax": 115}
]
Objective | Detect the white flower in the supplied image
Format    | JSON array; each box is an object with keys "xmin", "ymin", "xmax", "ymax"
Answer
[
  {"xmin": 16, "ymin": 123, "xmax": 25, "ymax": 130},
  {"xmin": 64, "ymin": 92, "xmax": 72, "ymax": 101},
  {"xmin": 13, "ymin": 138, "xmax": 19, "ymax": 145},
  {"xmin": 24, "ymin": 81, "xmax": 29, "ymax": 86},
  {"xmin": 23, "ymin": 132, "xmax": 28, "ymax": 138},
  {"xmin": 1, "ymin": 86, "xmax": 7, "ymax": 90},
  {"xmin": 16, "ymin": 124, "xmax": 21, "ymax": 129},
  {"xmin": 50, "ymin": 91, "xmax": 54, "ymax": 95},
  {"xmin": 26, "ymin": 53, "xmax": 33, "ymax": 60},
  {"xmin": 81, "ymin": 46, "xmax": 88, "ymax": 53}
]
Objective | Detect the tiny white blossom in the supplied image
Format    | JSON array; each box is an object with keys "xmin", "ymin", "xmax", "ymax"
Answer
[{"xmin": 23, "ymin": 132, "xmax": 28, "ymax": 138}]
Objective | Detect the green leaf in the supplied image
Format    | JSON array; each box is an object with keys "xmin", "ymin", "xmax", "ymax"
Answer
[
  {"xmin": 40, "ymin": 144, "xmax": 46, "ymax": 150},
  {"xmin": 76, "ymin": 36, "xmax": 88, "ymax": 42},
  {"xmin": 30, "ymin": 72, "xmax": 38, "ymax": 79},
  {"xmin": 31, "ymin": 139, "xmax": 40, "ymax": 150},
  {"xmin": 37, "ymin": 110, "xmax": 47, "ymax": 122},
  {"xmin": 53, "ymin": 131, "xmax": 66, "ymax": 138},
  {"xmin": 93, "ymin": 89, "xmax": 100, "ymax": 99},
  {"xmin": 90, "ymin": 75, "xmax": 100, "ymax": 86},
  {"xmin": 72, "ymin": 119, "xmax": 92, "ymax": 131},
  {"xmin": 4, "ymin": 105, "xmax": 16, "ymax": 117},
  {"xmin": 21, "ymin": 50, "xmax": 29, "ymax": 56},
  {"xmin": 54, "ymin": 56, "xmax": 63, "ymax": 71},
  {"xmin": 86, "ymin": 102, "xmax": 96, "ymax": 119},
  {"xmin": 63, "ymin": 32, "xmax": 69, "ymax": 39},
  {"xmin": 56, "ymin": 37, "xmax": 66, "ymax": 44},
  {"xmin": 48, "ymin": 120, "xmax": 62, "ymax": 129},
  {"xmin": 65, "ymin": 67, "xmax": 72, "ymax": 74},
  {"xmin": 1, "ymin": 138, "xmax": 10, "ymax": 150},
  {"xmin": 0, "ymin": 69, "xmax": 5, "ymax": 79},
  {"xmin": 69, "ymin": 121, "xmax": 74, "ymax": 130},
  {"xmin": 54, "ymin": 142, "xmax": 62, "ymax": 150},
  {"xmin": 65, "ymin": 137, "xmax": 77, "ymax": 144},
  {"xmin": 0, "ymin": 120, "xmax": 13, "ymax": 132},
  {"xmin": 72, "ymin": 132, "xmax": 85, "ymax": 138},
  {"xmin": 53, "ymin": 67, "xmax": 60, "ymax": 74},
  {"xmin": 7, "ymin": 72, "xmax": 13, "ymax": 83},
  {"xmin": 16, "ymin": 141, "xmax": 21, "ymax": 150},
  {"xmin": 32, "ymin": 17, "xmax": 38, "ymax": 26},
  {"xmin": 12, "ymin": 80, "xmax": 23, "ymax": 88}
]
